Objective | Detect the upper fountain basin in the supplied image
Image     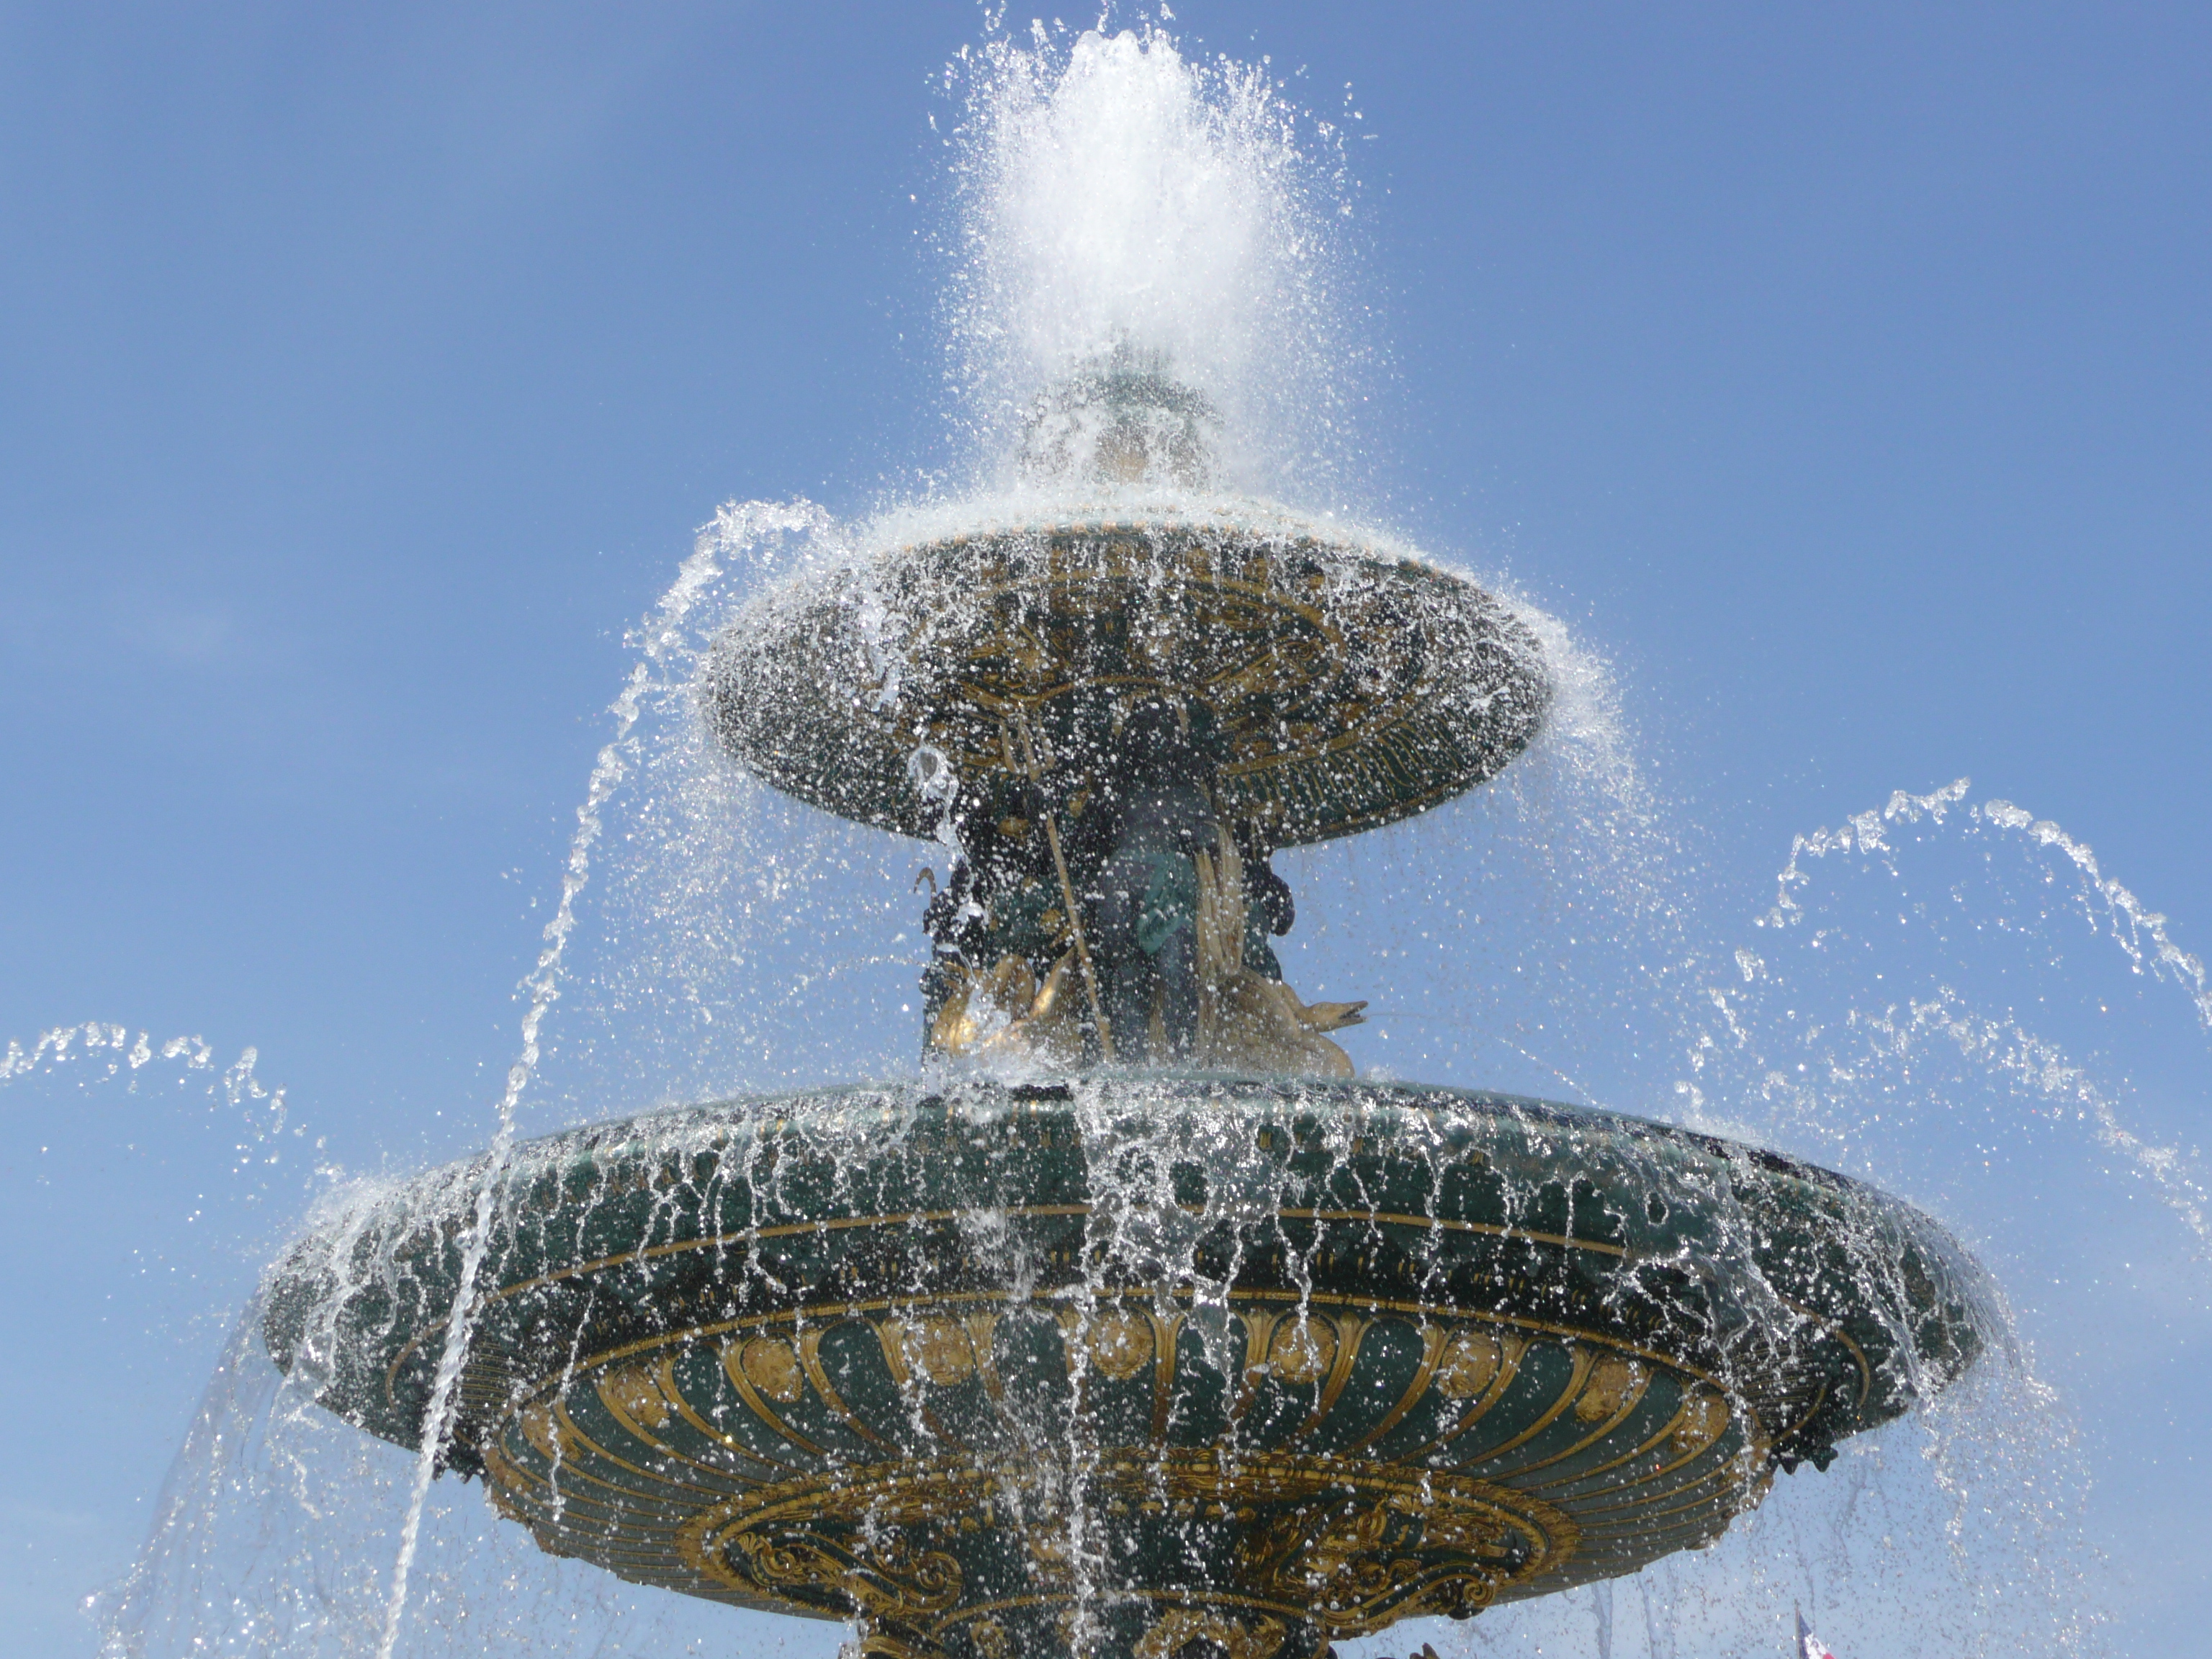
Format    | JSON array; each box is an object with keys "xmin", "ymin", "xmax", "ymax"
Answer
[{"xmin": 703, "ymin": 511, "xmax": 1550, "ymax": 848}]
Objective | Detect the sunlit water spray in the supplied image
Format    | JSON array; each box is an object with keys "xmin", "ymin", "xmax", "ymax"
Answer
[
  {"xmin": 371, "ymin": 509, "xmax": 786, "ymax": 1659},
  {"xmin": 941, "ymin": 22, "xmax": 1362, "ymax": 496},
  {"xmin": 89, "ymin": 17, "xmax": 2210, "ymax": 1659}
]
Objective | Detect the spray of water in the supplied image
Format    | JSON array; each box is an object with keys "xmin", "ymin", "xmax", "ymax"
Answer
[
  {"xmin": 1746, "ymin": 780, "xmax": 2211, "ymax": 1250},
  {"xmin": 1775, "ymin": 779, "xmax": 2212, "ymax": 1030},
  {"xmin": 369, "ymin": 514, "xmax": 788, "ymax": 1657},
  {"xmin": 939, "ymin": 19, "xmax": 1363, "ymax": 496},
  {"xmin": 1, "ymin": 1020, "xmax": 295, "ymax": 1174}
]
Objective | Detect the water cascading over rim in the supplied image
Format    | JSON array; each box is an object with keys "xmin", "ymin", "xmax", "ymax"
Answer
[
  {"xmin": 696, "ymin": 364, "xmax": 1557, "ymax": 1079},
  {"xmin": 264, "ymin": 1082, "xmax": 1990, "ymax": 1659},
  {"xmin": 261, "ymin": 356, "xmax": 1999, "ymax": 1659},
  {"xmin": 703, "ymin": 364, "xmax": 1552, "ymax": 855}
]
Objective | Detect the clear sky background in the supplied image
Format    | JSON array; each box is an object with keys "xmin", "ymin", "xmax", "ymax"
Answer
[{"xmin": 2, "ymin": 4, "xmax": 2208, "ymax": 1656}]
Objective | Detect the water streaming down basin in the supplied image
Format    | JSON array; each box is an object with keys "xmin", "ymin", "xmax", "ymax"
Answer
[
  {"xmin": 244, "ymin": 25, "xmax": 1990, "ymax": 1658},
  {"xmin": 89, "ymin": 20, "xmax": 2205, "ymax": 1659},
  {"xmin": 260, "ymin": 1079, "xmax": 1989, "ymax": 1659}
]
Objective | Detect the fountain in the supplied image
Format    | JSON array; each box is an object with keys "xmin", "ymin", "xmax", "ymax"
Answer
[
  {"xmin": 258, "ymin": 368, "xmax": 1991, "ymax": 1659},
  {"xmin": 249, "ymin": 27, "xmax": 2001, "ymax": 1659}
]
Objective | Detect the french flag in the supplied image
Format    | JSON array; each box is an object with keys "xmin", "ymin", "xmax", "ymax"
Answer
[{"xmin": 1797, "ymin": 1606, "xmax": 1839, "ymax": 1659}]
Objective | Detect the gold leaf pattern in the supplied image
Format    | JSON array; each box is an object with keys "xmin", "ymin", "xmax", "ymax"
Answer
[
  {"xmin": 1574, "ymin": 1354, "xmax": 1644, "ymax": 1425},
  {"xmin": 1433, "ymin": 1326, "xmax": 1504, "ymax": 1401},
  {"xmin": 1267, "ymin": 1316, "xmax": 1337, "ymax": 1385},
  {"xmin": 885, "ymin": 1317, "xmax": 979, "ymax": 1387},
  {"xmin": 1134, "ymin": 1607, "xmax": 1290, "ymax": 1659},
  {"xmin": 1084, "ymin": 1308, "xmax": 1158, "ymax": 1380},
  {"xmin": 1669, "ymin": 1387, "xmax": 1730, "ymax": 1459},
  {"xmin": 737, "ymin": 1336, "xmax": 806, "ymax": 1405},
  {"xmin": 596, "ymin": 1362, "xmax": 673, "ymax": 1430}
]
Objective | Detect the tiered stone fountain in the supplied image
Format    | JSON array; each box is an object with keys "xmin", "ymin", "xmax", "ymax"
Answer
[{"xmin": 264, "ymin": 372, "xmax": 1990, "ymax": 1659}]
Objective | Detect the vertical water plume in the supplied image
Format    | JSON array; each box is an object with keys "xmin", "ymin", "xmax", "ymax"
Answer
[{"xmin": 940, "ymin": 21, "xmax": 1362, "ymax": 494}]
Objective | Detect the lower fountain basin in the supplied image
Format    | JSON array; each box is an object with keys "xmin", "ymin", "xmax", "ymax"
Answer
[{"xmin": 262, "ymin": 1076, "xmax": 1991, "ymax": 1659}]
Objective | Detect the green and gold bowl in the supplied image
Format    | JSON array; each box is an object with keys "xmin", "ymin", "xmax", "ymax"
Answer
[{"xmin": 264, "ymin": 1077, "xmax": 1990, "ymax": 1659}]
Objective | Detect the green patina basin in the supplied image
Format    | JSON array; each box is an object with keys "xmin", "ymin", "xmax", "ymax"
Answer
[
  {"xmin": 702, "ymin": 522, "xmax": 1550, "ymax": 850},
  {"xmin": 263, "ymin": 1076, "xmax": 1990, "ymax": 1659}
]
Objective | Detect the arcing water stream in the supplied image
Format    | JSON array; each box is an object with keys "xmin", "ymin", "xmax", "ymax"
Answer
[{"xmin": 72, "ymin": 19, "xmax": 2209, "ymax": 1659}]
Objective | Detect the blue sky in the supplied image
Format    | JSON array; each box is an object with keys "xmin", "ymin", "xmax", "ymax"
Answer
[{"xmin": 2, "ymin": 4, "xmax": 2208, "ymax": 1656}]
